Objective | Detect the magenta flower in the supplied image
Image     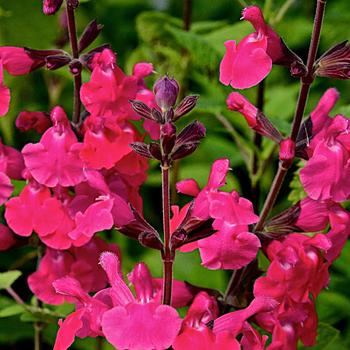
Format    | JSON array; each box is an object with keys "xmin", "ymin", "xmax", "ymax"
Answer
[
  {"xmin": 0, "ymin": 47, "xmax": 38, "ymax": 75},
  {"xmin": 22, "ymin": 106, "xmax": 85, "ymax": 187},
  {"xmin": 220, "ymin": 5, "xmax": 302, "ymax": 89},
  {"xmin": 174, "ymin": 159, "xmax": 260, "ymax": 270},
  {"xmin": 300, "ymin": 114, "xmax": 350, "ymax": 202},
  {"xmin": 254, "ymin": 233, "xmax": 331, "ymax": 348},
  {"xmin": 0, "ymin": 172, "xmax": 13, "ymax": 206},
  {"xmin": 100, "ymin": 252, "xmax": 182, "ymax": 350},
  {"xmin": 28, "ymin": 237, "xmax": 120, "ymax": 304},
  {"xmin": 80, "ymin": 115, "xmax": 135, "ymax": 170},
  {"xmin": 80, "ymin": 49, "xmax": 138, "ymax": 120},
  {"xmin": 16, "ymin": 111, "xmax": 51, "ymax": 133},
  {"xmin": 0, "ymin": 59, "xmax": 10, "ymax": 117},
  {"xmin": 0, "ymin": 224, "xmax": 16, "ymax": 251},
  {"xmin": 53, "ymin": 277, "xmax": 110, "ymax": 350}
]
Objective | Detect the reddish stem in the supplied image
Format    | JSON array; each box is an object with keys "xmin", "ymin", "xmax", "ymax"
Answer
[
  {"xmin": 66, "ymin": 2, "xmax": 82, "ymax": 125},
  {"xmin": 254, "ymin": 0, "xmax": 327, "ymax": 233},
  {"xmin": 161, "ymin": 166, "xmax": 173, "ymax": 305}
]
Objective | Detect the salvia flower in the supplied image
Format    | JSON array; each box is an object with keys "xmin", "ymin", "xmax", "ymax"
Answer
[
  {"xmin": 220, "ymin": 5, "xmax": 303, "ymax": 89},
  {"xmin": 42, "ymin": 0, "xmax": 64, "ymax": 15}
]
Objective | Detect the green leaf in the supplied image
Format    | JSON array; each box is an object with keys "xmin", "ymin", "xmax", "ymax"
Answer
[
  {"xmin": 0, "ymin": 270, "xmax": 22, "ymax": 290},
  {"xmin": 288, "ymin": 160, "xmax": 306, "ymax": 204},
  {"xmin": 0, "ymin": 304, "xmax": 24, "ymax": 318},
  {"xmin": 317, "ymin": 291, "xmax": 350, "ymax": 325}
]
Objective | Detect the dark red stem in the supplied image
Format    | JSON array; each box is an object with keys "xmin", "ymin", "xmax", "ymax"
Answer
[
  {"xmin": 66, "ymin": 2, "xmax": 82, "ymax": 125},
  {"xmin": 254, "ymin": 0, "xmax": 327, "ymax": 233},
  {"xmin": 161, "ymin": 166, "xmax": 173, "ymax": 305}
]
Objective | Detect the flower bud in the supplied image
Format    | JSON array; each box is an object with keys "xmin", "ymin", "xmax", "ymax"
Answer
[
  {"xmin": 42, "ymin": 0, "xmax": 64, "ymax": 15},
  {"xmin": 279, "ymin": 138, "xmax": 295, "ymax": 161},
  {"xmin": 174, "ymin": 95, "xmax": 199, "ymax": 120},
  {"xmin": 46, "ymin": 54, "xmax": 71, "ymax": 70},
  {"xmin": 16, "ymin": 111, "xmax": 51, "ymax": 134},
  {"xmin": 153, "ymin": 76, "xmax": 179, "ymax": 111},
  {"xmin": 78, "ymin": 20, "xmax": 104, "ymax": 53},
  {"xmin": 129, "ymin": 100, "xmax": 153, "ymax": 120},
  {"xmin": 129, "ymin": 142, "xmax": 153, "ymax": 159},
  {"xmin": 161, "ymin": 122, "xmax": 176, "ymax": 156},
  {"xmin": 69, "ymin": 59, "xmax": 82, "ymax": 76},
  {"xmin": 227, "ymin": 92, "xmax": 282, "ymax": 143},
  {"xmin": 315, "ymin": 41, "xmax": 350, "ymax": 79}
]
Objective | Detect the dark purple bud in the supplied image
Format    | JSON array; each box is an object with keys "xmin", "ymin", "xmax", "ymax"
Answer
[
  {"xmin": 164, "ymin": 108, "xmax": 174, "ymax": 122},
  {"xmin": 149, "ymin": 143, "xmax": 162, "ymax": 161},
  {"xmin": 175, "ymin": 120, "xmax": 206, "ymax": 145},
  {"xmin": 295, "ymin": 117, "xmax": 313, "ymax": 160},
  {"xmin": 25, "ymin": 48, "xmax": 65, "ymax": 71},
  {"xmin": 174, "ymin": 95, "xmax": 199, "ymax": 120},
  {"xmin": 78, "ymin": 20, "xmax": 104, "ymax": 53},
  {"xmin": 129, "ymin": 100, "xmax": 153, "ymax": 120},
  {"xmin": 171, "ymin": 121, "xmax": 206, "ymax": 160},
  {"xmin": 129, "ymin": 142, "xmax": 153, "ymax": 159},
  {"xmin": 67, "ymin": 0, "xmax": 79, "ymax": 8},
  {"xmin": 274, "ymin": 38, "xmax": 305, "ymax": 69},
  {"xmin": 43, "ymin": 0, "xmax": 63, "ymax": 15},
  {"xmin": 118, "ymin": 206, "xmax": 163, "ymax": 251},
  {"xmin": 80, "ymin": 44, "xmax": 111, "ymax": 70},
  {"xmin": 69, "ymin": 59, "xmax": 82, "ymax": 76},
  {"xmin": 139, "ymin": 232, "xmax": 163, "ymax": 251},
  {"xmin": 161, "ymin": 122, "xmax": 176, "ymax": 155},
  {"xmin": 151, "ymin": 108, "xmax": 163, "ymax": 124},
  {"xmin": 171, "ymin": 143, "xmax": 199, "ymax": 161},
  {"xmin": 261, "ymin": 204, "xmax": 302, "ymax": 239},
  {"xmin": 46, "ymin": 54, "xmax": 71, "ymax": 70},
  {"xmin": 255, "ymin": 111, "xmax": 282, "ymax": 143},
  {"xmin": 290, "ymin": 61, "xmax": 307, "ymax": 78},
  {"xmin": 315, "ymin": 41, "xmax": 350, "ymax": 79},
  {"xmin": 153, "ymin": 76, "xmax": 179, "ymax": 111}
]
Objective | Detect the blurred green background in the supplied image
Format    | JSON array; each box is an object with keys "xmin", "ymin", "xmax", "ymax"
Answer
[{"xmin": 0, "ymin": 0, "xmax": 350, "ymax": 349}]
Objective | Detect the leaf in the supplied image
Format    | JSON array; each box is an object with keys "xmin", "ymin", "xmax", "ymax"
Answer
[
  {"xmin": 0, "ymin": 270, "xmax": 22, "ymax": 290},
  {"xmin": 0, "ymin": 304, "xmax": 24, "ymax": 318},
  {"xmin": 317, "ymin": 291, "xmax": 350, "ymax": 325},
  {"xmin": 288, "ymin": 160, "xmax": 306, "ymax": 204},
  {"xmin": 166, "ymin": 25, "xmax": 220, "ymax": 71},
  {"xmin": 191, "ymin": 20, "xmax": 228, "ymax": 35}
]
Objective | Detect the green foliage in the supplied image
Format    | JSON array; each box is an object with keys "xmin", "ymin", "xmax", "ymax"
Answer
[{"xmin": 0, "ymin": 270, "xmax": 22, "ymax": 290}]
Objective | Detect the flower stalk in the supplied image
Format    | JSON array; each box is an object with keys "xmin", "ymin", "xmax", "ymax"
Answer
[
  {"xmin": 254, "ymin": 0, "xmax": 327, "ymax": 232},
  {"xmin": 66, "ymin": 1, "xmax": 82, "ymax": 125}
]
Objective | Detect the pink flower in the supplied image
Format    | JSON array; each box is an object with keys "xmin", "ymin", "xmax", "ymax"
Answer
[
  {"xmin": 0, "ymin": 172, "xmax": 13, "ymax": 206},
  {"xmin": 53, "ymin": 277, "xmax": 110, "ymax": 350},
  {"xmin": 0, "ymin": 47, "xmax": 38, "ymax": 75},
  {"xmin": 0, "ymin": 139, "xmax": 25, "ymax": 180},
  {"xmin": 220, "ymin": 35, "xmax": 272, "ymax": 89},
  {"xmin": 220, "ymin": 5, "xmax": 302, "ymax": 89},
  {"xmin": 0, "ymin": 59, "xmax": 10, "ymax": 117},
  {"xmin": 80, "ymin": 116, "xmax": 135, "ymax": 170},
  {"xmin": 22, "ymin": 106, "xmax": 85, "ymax": 187},
  {"xmin": 100, "ymin": 252, "xmax": 182, "ymax": 350},
  {"xmin": 300, "ymin": 114, "xmax": 350, "ymax": 202},
  {"xmin": 0, "ymin": 224, "xmax": 16, "ymax": 251},
  {"xmin": 175, "ymin": 159, "xmax": 260, "ymax": 270},
  {"xmin": 253, "ymin": 233, "xmax": 331, "ymax": 348},
  {"xmin": 16, "ymin": 111, "xmax": 51, "ymax": 133},
  {"xmin": 28, "ymin": 237, "xmax": 120, "ymax": 304},
  {"xmin": 80, "ymin": 49, "xmax": 138, "ymax": 120},
  {"xmin": 5, "ymin": 182, "xmax": 65, "ymax": 238}
]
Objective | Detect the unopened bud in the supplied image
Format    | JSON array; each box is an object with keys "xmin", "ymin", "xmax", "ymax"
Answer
[
  {"xmin": 129, "ymin": 100, "xmax": 153, "ymax": 120},
  {"xmin": 129, "ymin": 142, "xmax": 153, "ymax": 159},
  {"xmin": 153, "ymin": 76, "xmax": 179, "ymax": 111},
  {"xmin": 174, "ymin": 95, "xmax": 199, "ymax": 120},
  {"xmin": 279, "ymin": 138, "xmax": 295, "ymax": 161},
  {"xmin": 315, "ymin": 41, "xmax": 350, "ymax": 80},
  {"xmin": 43, "ymin": 0, "xmax": 63, "ymax": 15},
  {"xmin": 69, "ymin": 59, "xmax": 82, "ymax": 76},
  {"xmin": 46, "ymin": 54, "xmax": 71, "ymax": 70},
  {"xmin": 161, "ymin": 122, "xmax": 176, "ymax": 156},
  {"xmin": 78, "ymin": 20, "xmax": 104, "ymax": 53}
]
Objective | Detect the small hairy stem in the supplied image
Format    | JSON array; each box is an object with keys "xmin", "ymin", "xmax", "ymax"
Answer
[
  {"xmin": 251, "ymin": 80, "xmax": 265, "ymax": 209},
  {"xmin": 161, "ymin": 166, "xmax": 173, "ymax": 305},
  {"xmin": 6, "ymin": 287, "xmax": 25, "ymax": 305},
  {"xmin": 254, "ymin": 0, "xmax": 327, "ymax": 232},
  {"xmin": 66, "ymin": 2, "xmax": 82, "ymax": 125}
]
